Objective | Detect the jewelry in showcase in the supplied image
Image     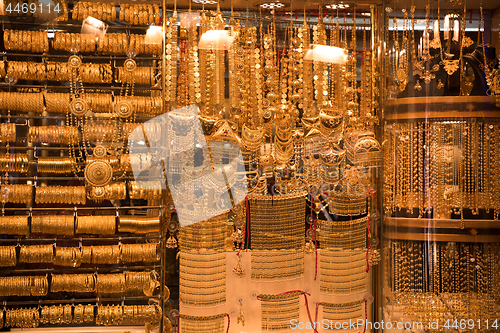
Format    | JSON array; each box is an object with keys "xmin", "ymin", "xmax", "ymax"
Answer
[
  {"xmin": 320, "ymin": 250, "xmax": 367, "ymax": 295},
  {"xmin": 0, "ymin": 246, "xmax": 16, "ymax": 267},
  {"xmin": 322, "ymin": 300, "xmax": 365, "ymax": 329},
  {"xmin": 118, "ymin": 216, "xmax": 160, "ymax": 234},
  {"xmin": 76, "ymin": 215, "xmax": 116, "ymax": 235},
  {"xmin": 179, "ymin": 313, "xmax": 226, "ymax": 333},
  {"xmin": 35, "ymin": 186, "xmax": 86, "ymax": 205},
  {"xmin": 72, "ymin": 1, "xmax": 116, "ymax": 21},
  {"xmin": 119, "ymin": 4, "xmax": 161, "ymax": 26},
  {"xmin": 258, "ymin": 292, "xmax": 300, "ymax": 332},
  {"xmin": 318, "ymin": 216, "xmax": 369, "ymax": 250}
]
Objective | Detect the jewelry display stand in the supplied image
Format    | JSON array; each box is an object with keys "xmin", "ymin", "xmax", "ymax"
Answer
[
  {"xmin": 0, "ymin": 1, "xmax": 169, "ymax": 332},
  {"xmin": 382, "ymin": 2, "xmax": 500, "ymax": 327}
]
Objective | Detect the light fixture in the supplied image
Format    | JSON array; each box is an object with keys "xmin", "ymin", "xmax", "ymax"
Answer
[
  {"xmin": 325, "ymin": 3, "xmax": 350, "ymax": 9},
  {"xmin": 304, "ymin": 45, "xmax": 348, "ymax": 64},
  {"xmin": 81, "ymin": 16, "xmax": 107, "ymax": 38},
  {"xmin": 192, "ymin": 0, "xmax": 217, "ymax": 4},
  {"xmin": 145, "ymin": 26, "xmax": 163, "ymax": 45},
  {"xmin": 260, "ymin": 2, "xmax": 285, "ymax": 9},
  {"xmin": 198, "ymin": 30, "xmax": 235, "ymax": 51}
]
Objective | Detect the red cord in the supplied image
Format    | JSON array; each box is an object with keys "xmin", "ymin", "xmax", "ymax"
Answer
[
  {"xmin": 366, "ymin": 216, "xmax": 371, "ymax": 273},
  {"xmin": 257, "ymin": 290, "xmax": 319, "ymax": 333},
  {"xmin": 226, "ymin": 313, "xmax": 230, "ymax": 333},
  {"xmin": 175, "ymin": 314, "xmax": 179, "ymax": 333},
  {"xmin": 310, "ymin": 195, "xmax": 318, "ymax": 281},
  {"xmin": 245, "ymin": 196, "xmax": 250, "ymax": 252},
  {"xmin": 362, "ymin": 299, "xmax": 368, "ymax": 333}
]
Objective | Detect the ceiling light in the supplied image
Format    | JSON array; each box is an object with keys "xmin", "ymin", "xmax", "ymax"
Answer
[
  {"xmin": 326, "ymin": 3, "xmax": 350, "ymax": 9},
  {"xmin": 260, "ymin": 2, "xmax": 285, "ymax": 9},
  {"xmin": 192, "ymin": 0, "xmax": 217, "ymax": 5}
]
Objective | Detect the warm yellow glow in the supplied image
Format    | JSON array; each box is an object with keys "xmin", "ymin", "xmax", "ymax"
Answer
[
  {"xmin": 198, "ymin": 30, "xmax": 235, "ymax": 51},
  {"xmin": 145, "ymin": 25, "xmax": 163, "ymax": 45},
  {"xmin": 81, "ymin": 16, "xmax": 107, "ymax": 37},
  {"xmin": 304, "ymin": 44, "xmax": 348, "ymax": 64}
]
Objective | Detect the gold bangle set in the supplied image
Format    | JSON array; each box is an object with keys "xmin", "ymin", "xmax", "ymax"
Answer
[
  {"xmin": 0, "ymin": 215, "xmax": 28, "ymax": 235},
  {"xmin": 31, "ymin": 215, "xmax": 75, "ymax": 236},
  {"xmin": 0, "ymin": 153, "xmax": 28, "ymax": 172},
  {"xmin": 54, "ymin": 246, "xmax": 82, "ymax": 267},
  {"xmin": 119, "ymin": 4, "xmax": 161, "ymax": 26},
  {"xmin": 87, "ymin": 182, "xmax": 126, "ymax": 202},
  {"xmin": 3, "ymin": 30, "xmax": 49, "ymax": 53},
  {"xmin": 260, "ymin": 292, "xmax": 300, "ymax": 332},
  {"xmin": 318, "ymin": 216, "xmax": 369, "ymax": 251},
  {"xmin": 40, "ymin": 304, "xmax": 72, "ymax": 325},
  {"xmin": 128, "ymin": 33, "xmax": 162, "ymax": 55},
  {"xmin": 19, "ymin": 244, "xmax": 54, "ymax": 263},
  {"xmin": 72, "ymin": 1, "xmax": 116, "ymax": 21},
  {"xmin": 122, "ymin": 304, "xmax": 161, "ymax": 324},
  {"xmin": 51, "ymin": 273, "xmax": 95, "ymax": 293},
  {"xmin": 5, "ymin": 308, "xmax": 40, "ymax": 328},
  {"xmin": 116, "ymin": 66, "xmax": 155, "ymax": 85},
  {"xmin": 44, "ymin": 92, "xmax": 71, "ymax": 113},
  {"xmin": 178, "ymin": 216, "xmax": 232, "ymax": 251},
  {"xmin": 76, "ymin": 215, "xmax": 116, "ymax": 235},
  {"xmin": 320, "ymin": 250, "xmax": 367, "ymax": 295},
  {"xmin": 84, "ymin": 93, "xmax": 113, "ymax": 112},
  {"xmin": 53, "ymin": 32, "xmax": 96, "ymax": 53},
  {"xmin": 0, "ymin": 246, "xmax": 16, "ymax": 267},
  {"xmin": 121, "ymin": 242, "xmax": 160, "ymax": 262},
  {"xmin": 72, "ymin": 304, "xmax": 95, "ymax": 323},
  {"xmin": 118, "ymin": 216, "xmax": 160, "ymax": 234},
  {"xmin": 35, "ymin": 186, "xmax": 86, "ymax": 205},
  {"xmin": 115, "ymin": 96, "xmax": 163, "ymax": 115},
  {"xmin": 0, "ymin": 275, "xmax": 48, "ymax": 296},
  {"xmin": 251, "ymin": 250, "xmax": 305, "ymax": 281},
  {"xmin": 83, "ymin": 124, "xmax": 118, "ymax": 142},
  {"xmin": 0, "ymin": 123, "xmax": 16, "ymax": 142},
  {"xmin": 0, "ymin": 91, "xmax": 44, "ymax": 113},
  {"xmin": 95, "ymin": 272, "xmax": 154, "ymax": 294},
  {"xmin": 37, "ymin": 156, "xmax": 76, "ymax": 174},
  {"xmin": 96, "ymin": 33, "xmax": 128, "ymax": 54},
  {"xmin": 128, "ymin": 181, "xmax": 163, "ymax": 200},
  {"xmin": 0, "ymin": 184, "xmax": 32, "ymax": 204},
  {"xmin": 28, "ymin": 126, "xmax": 79, "ymax": 144}
]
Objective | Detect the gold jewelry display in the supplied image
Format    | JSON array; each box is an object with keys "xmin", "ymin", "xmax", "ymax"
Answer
[
  {"xmin": 251, "ymin": 250, "xmax": 305, "ymax": 281},
  {"xmin": 37, "ymin": 156, "xmax": 76, "ymax": 174},
  {"xmin": 19, "ymin": 244, "xmax": 54, "ymax": 263},
  {"xmin": 122, "ymin": 304, "xmax": 161, "ymax": 324},
  {"xmin": 0, "ymin": 276, "xmax": 48, "ymax": 296},
  {"xmin": 28, "ymin": 126, "xmax": 79, "ymax": 144},
  {"xmin": 0, "ymin": 184, "xmax": 32, "ymax": 204},
  {"xmin": 179, "ymin": 251, "xmax": 226, "ymax": 307},
  {"xmin": 121, "ymin": 243, "xmax": 159, "ymax": 263},
  {"xmin": 87, "ymin": 182, "xmax": 126, "ymax": 202},
  {"xmin": 258, "ymin": 292, "xmax": 300, "ymax": 332},
  {"xmin": 179, "ymin": 313, "xmax": 226, "ymax": 333},
  {"xmin": 51, "ymin": 273, "xmax": 95, "ymax": 293},
  {"xmin": 54, "ymin": 246, "xmax": 82, "ymax": 267},
  {"xmin": 178, "ymin": 213, "xmax": 232, "ymax": 251},
  {"xmin": 31, "ymin": 215, "xmax": 74, "ymax": 236},
  {"xmin": 76, "ymin": 215, "xmax": 116, "ymax": 235},
  {"xmin": 3, "ymin": 30, "xmax": 48, "ymax": 53},
  {"xmin": 116, "ymin": 66, "xmax": 155, "ymax": 86},
  {"xmin": 128, "ymin": 181, "xmax": 162, "ymax": 200},
  {"xmin": 0, "ymin": 92, "xmax": 44, "ymax": 113},
  {"xmin": 118, "ymin": 4, "xmax": 160, "ymax": 25},
  {"xmin": 5, "ymin": 307, "xmax": 40, "ymax": 328},
  {"xmin": 0, "ymin": 246, "xmax": 16, "ymax": 267},
  {"xmin": 118, "ymin": 216, "xmax": 160, "ymax": 234},
  {"xmin": 35, "ymin": 186, "xmax": 86, "ymax": 205},
  {"xmin": 322, "ymin": 300, "xmax": 365, "ymax": 328},
  {"xmin": 0, "ymin": 123, "xmax": 16, "ymax": 142},
  {"xmin": 320, "ymin": 249, "xmax": 367, "ymax": 295},
  {"xmin": 0, "ymin": 153, "xmax": 28, "ymax": 173},
  {"xmin": 318, "ymin": 216, "xmax": 368, "ymax": 250},
  {"xmin": 72, "ymin": 1, "xmax": 116, "ymax": 21},
  {"xmin": 0, "ymin": 215, "xmax": 29, "ymax": 235}
]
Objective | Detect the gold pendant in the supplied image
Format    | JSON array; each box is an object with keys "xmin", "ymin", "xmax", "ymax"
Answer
[
  {"xmin": 422, "ymin": 70, "xmax": 436, "ymax": 84},
  {"xmin": 437, "ymin": 80, "xmax": 444, "ymax": 89},
  {"xmin": 441, "ymin": 60, "xmax": 459, "ymax": 75},
  {"xmin": 462, "ymin": 36, "xmax": 474, "ymax": 48},
  {"xmin": 429, "ymin": 38, "xmax": 441, "ymax": 49},
  {"xmin": 414, "ymin": 80, "xmax": 422, "ymax": 91}
]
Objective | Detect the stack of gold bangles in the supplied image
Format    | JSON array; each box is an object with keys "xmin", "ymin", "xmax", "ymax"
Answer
[
  {"xmin": 54, "ymin": 246, "xmax": 82, "ymax": 267},
  {"xmin": 31, "ymin": 215, "xmax": 75, "ymax": 236},
  {"xmin": 0, "ymin": 215, "xmax": 29, "ymax": 235},
  {"xmin": 35, "ymin": 186, "xmax": 86, "ymax": 205},
  {"xmin": 128, "ymin": 181, "xmax": 163, "ymax": 200},
  {"xmin": 40, "ymin": 305, "xmax": 73, "ymax": 325},
  {"xmin": 96, "ymin": 33, "xmax": 128, "ymax": 54},
  {"xmin": 0, "ymin": 246, "xmax": 16, "ymax": 267},
  {"xmin": 0, "ymin": 276, "xmax": 48, "ymax": 296},
  {"xmin": 87, "ymin": 183, "xmax": 126, "ymax": 202},
  {"xmin": 119, "ymin": 4, "xmax": 161, "ymax": 25},
  {"xmin": 76, "ymin": 215, "xmax": 116, "ymax": 235},
  {"xmin": 83, "ymin": 124, "xmax": 118, "ymax": 142},
  {"xmin": 72, "ymin": 1, "xmax": 116, "ymax": 21},
  {"xmin": 116, "ymin": 66, "xmax": 155, "ymax": 85},
  {"xmin": 118, "ymin": 216, "xmax": 160, "ymax": 234},
  {"xmin": 51, "ymin": 273, "xmax": 95, "ymax": 293},
  {"xmin": 129, "ymin": 34, "xmax": 162, "ymax": 55},
  {"xmin": 85, "ymin": 93, "xmax": 114, "ymax": 112},
  {"xmin": 53, "ymin": 32, "xmax": 96, "ymax": 53},
  {"xmin": 28, "ymin": 126, "xmax": 79, "ymax": 144},
  {"xmin": 0, "ymin": 92, "xmax": 44, "ymax": 113},
  {"xmin": 0, "ymin": 123, "xmax": 16, "ymax": 142},
  {"xmin": 44, "ymin": 92, "xmax": 71, "ymax": 113},
  {"xmin": 122, "ymin": 304, "xmax": 161, "ymax": 324},
  {"xmin": 0, "ymin": 154, "xmax": 29, "ymax": 173},
  {"xmin": 7, "ymin": 61, "xmax": 46, "ymax": 81},
  {"xmin": 19, "ymin": 244, "xmax": 54, "ymax": 263},
  {"xmin": 3, "ymin": 30, "xmax": 49, "ymax": 53},
  {"xmin": 37, "ymin": 156, "xmax": 76, "ymax": 174},
  {"xmin": 0, "ymin": 184, "xmax": 32, "ymax": 204},
  {"xmin": 121, "ymin": 243, "xmax": 159, "ymax": 263},
  {"xmin": 5, "ymin": 308, "xmax": 40, "ymax": 328}
]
